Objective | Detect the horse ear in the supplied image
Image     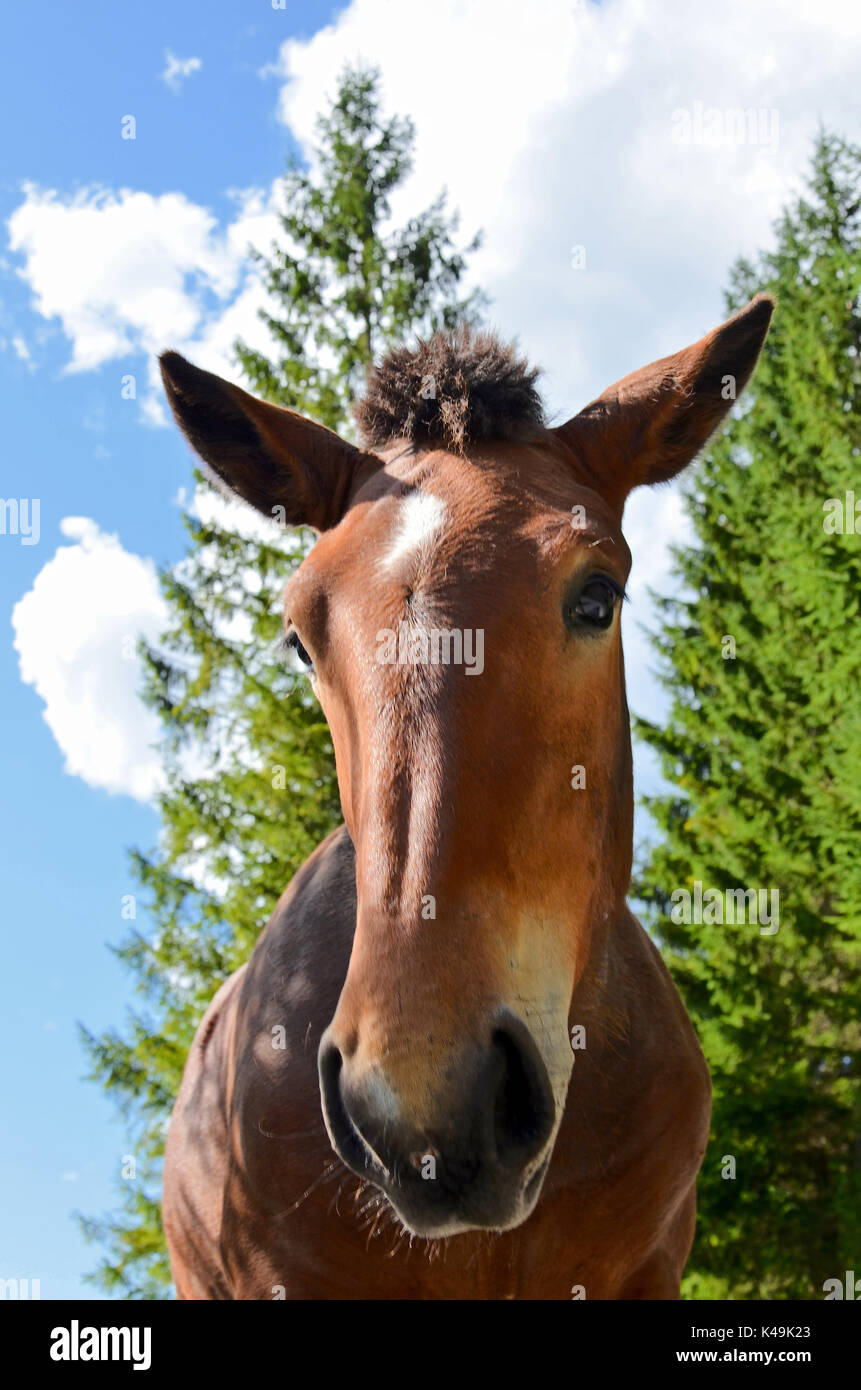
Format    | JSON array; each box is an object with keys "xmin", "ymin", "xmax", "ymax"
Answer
[
  {"xmin": 159, "ymin": 352, "xmax": 378, "ymax": 531},
  {"xmin": 554, "ymin": 294, "xmax": 774, "ymax": 512}
]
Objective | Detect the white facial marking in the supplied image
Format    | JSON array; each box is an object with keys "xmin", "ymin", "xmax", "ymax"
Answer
[{"xmin": 385, "ymin": 491, "xmax": 446, "ymax": 571}]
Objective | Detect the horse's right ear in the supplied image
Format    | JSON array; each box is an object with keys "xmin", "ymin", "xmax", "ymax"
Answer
[{"xmin": 159, "ymin": 353, "xmax": 378, "ymax": 531}]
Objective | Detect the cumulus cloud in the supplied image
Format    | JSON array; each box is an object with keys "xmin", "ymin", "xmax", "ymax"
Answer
[
  {"xmin": 6, "ymin": 184, "xmax": 281, "ymax": 422},
  {"xmin": 161, "ymin": 51, "xmax": 202, "ymax": 92},
  {"xmin": 9, "ymin": 495, "xmax": 303, "ymax": 804},
  {"xmin": 12, "ymin": 518, "xmax": 168, "ymax": 801}
]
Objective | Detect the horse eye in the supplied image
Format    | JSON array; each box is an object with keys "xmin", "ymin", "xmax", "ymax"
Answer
[
  {"xmin": 566, "ymin": 576, "xmax": 622, "ymax": 632},
  {"xmin": 285, "ymin": 629, "xmax": 313, "ymax": 669}
]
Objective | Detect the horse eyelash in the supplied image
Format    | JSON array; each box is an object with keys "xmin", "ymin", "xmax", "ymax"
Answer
[
  {"xmin": 277, "ymin": 630, "xmax": 299, "ymax": 664},
  {"xmin": 598, "ymin": 575, "xmax": 630, "ymax": 605},
  {"xmin": 279, "ymin": 626, "xmax": 317, "ymax": 676},
  {"xmin": 610, "ymin": 576, "xmax": 630, "ymax": 605}
]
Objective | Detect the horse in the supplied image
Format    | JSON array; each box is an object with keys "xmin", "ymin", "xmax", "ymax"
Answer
[{"xmin": 159, "ymin": 294, "xmax": 773, "ymax": 1299}]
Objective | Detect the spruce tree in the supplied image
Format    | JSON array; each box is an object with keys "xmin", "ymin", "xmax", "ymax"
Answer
[
  {"xmin": 78, "ymin": 65, "xmax": 484, "ymax": 1298},
  {"xmin": 634, "ymin": 132, "xmax": 861, "ymax": 1299}
]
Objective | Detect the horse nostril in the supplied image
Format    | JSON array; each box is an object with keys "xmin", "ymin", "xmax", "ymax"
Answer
[
  {"xmin": 491, "ymin": 1019, "xmax": 556, "ymax": 1166},
  {"xmin": 318, "ymin": 1036, "xmax": 378, "ymax": 1178},
  {"xmin": 318, "ymin": 1036, "xmax": 344, "ymax": 1128}
]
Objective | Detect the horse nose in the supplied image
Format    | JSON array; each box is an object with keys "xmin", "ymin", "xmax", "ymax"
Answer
[{"xmin": 318, "ymin": 1010, "xmax": 556, "ymax": 1230}]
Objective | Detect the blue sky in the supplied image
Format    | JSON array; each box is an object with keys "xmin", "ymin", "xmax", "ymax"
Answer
[{"xmin": 1, "ymin": 0, "xmax": 858, "ymax": 1298}]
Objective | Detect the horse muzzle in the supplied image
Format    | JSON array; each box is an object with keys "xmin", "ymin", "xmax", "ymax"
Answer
[{"xmin": 318, "ymin": 1007, "xmax": 556, "ymax": 1237}]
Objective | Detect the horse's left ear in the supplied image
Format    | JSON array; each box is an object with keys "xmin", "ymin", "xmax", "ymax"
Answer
[
  {"xmin": 159, "ymin": 352, "xmax": 379, "ymax": 531},
  {"xmin": 554, "ymin": 294, "xmax": 774, "ymax": 512}
]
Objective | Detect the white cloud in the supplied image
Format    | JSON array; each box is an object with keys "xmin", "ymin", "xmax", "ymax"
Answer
[
  {"xmin": 8, "ymin": 185, "xmax": 235, "ymax": 370},
  {"xmin": 6, "ymin": 183, "xmax": 281, "ymax": 422},
  {"xmin": 12, "ymin": 518, "xmax": 168, "ymax": 801},
  {"xmin": 162, "ymin": 50, "xmax": 202, "ymax": 93},
  {"xmin": 10, "ymin": 496, "xmax": 300, "ymax": 806}
]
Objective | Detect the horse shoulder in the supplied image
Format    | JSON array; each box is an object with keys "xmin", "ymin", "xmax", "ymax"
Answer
[
  {"xmin": 165, "ymin": 825, "xmax": 358, "ymax": 1298},
  {"xmin": 163, "ymin": 962, "xmax": 248, "ymax": 1299}
]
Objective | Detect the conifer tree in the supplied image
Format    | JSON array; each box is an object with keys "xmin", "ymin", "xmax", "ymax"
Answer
[
  {"xmin": 78, "ymin": 65, "xmax": 484, "ymax": 1297},
  {"xmin": 634, "ymin": 132, "xmax": 861, "ymax": 1299}
]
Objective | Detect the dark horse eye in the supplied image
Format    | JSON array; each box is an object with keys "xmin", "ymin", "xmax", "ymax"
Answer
[
  {"xmin": 566, "ymin": 576, "xmax": 622, "ymax": 632},
  {"xmin": 285, "ymin": 629, "xmax": 313, "ymax": 669}
]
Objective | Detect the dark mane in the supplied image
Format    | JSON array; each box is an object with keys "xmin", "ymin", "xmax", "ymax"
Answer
[{"xmin": 354, "ymin": 325, "xmax": 545, "ymax": 453}]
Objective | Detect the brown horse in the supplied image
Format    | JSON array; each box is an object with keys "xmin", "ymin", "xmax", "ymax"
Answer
[{"xmin": 159, "ymin": 295, "xmax": 772, "ymax": 1300}]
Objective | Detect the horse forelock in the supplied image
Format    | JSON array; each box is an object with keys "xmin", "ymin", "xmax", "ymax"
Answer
[{"xmin": 354, "ymin": 325, "xmax": 546, "ymax": 454}]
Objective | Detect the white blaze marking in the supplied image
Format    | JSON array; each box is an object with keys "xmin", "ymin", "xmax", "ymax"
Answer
[{"xmin": 385, "ymin": 491, "xmax": 446, "ymax": 571}]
